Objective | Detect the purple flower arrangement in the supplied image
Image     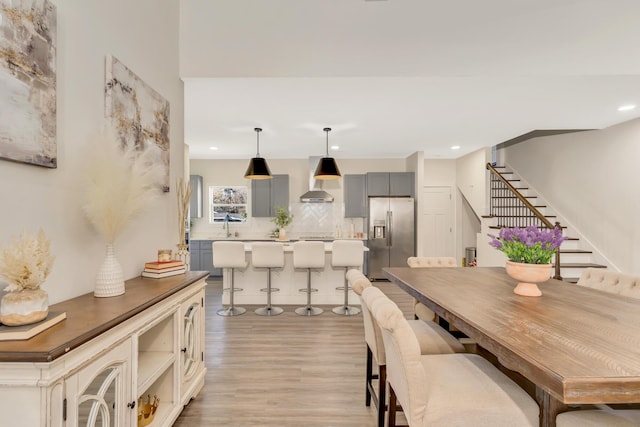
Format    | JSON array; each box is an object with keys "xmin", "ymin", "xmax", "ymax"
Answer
[{"xmin": 488, "ymin": 226, "xmax": 567, "ymax": 264}]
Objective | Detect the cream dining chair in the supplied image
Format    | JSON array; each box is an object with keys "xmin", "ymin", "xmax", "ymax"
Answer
[
  {"xmin": 364, "ymin": 286, "xmax": 539, "ymax": 427},
  {"xmin": 349, "ymin": 270, "xmax": 465, "ymax": 427},
  {"xmin": 556, "ymin": 408, "xmax": 640, "ymax": 426},
  {"xmin": 406, "ymin": 256, "xmax": 457, "ymax": 322}
]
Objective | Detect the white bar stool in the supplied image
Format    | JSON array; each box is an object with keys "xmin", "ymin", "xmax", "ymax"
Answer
[
  {"xmin": 331, "ymin": 240, "xmax": 364, "ymax": 316},
  {"xmin": 213, "ymin": 241, "xmax": 247, "ymax": 316},
  {"xmin": 293, "ymin": 241, "xmax": 325, "ymax": 316},
  {"xmin": 252, "ymin": 242, "xmax": 285, "ymax": 316}
]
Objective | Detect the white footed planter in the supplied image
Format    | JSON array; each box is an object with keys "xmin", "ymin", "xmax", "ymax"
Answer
[
  {"xmin": 95, "ymin": 244, "xmax": 125, "ymax": 297},
  {"xmin": 0, "ymin": 289, "xmax": 49, "ymax": 326}
]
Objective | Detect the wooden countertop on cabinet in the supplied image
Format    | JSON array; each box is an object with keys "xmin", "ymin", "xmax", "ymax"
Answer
[{"xmin": 0, "ymin": 271, "xmax": 209, "ymax": 363}]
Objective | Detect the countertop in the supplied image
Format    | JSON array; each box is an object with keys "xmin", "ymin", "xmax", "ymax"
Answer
[
  {"xmin": 0, "ymin": 271, "xmax": 209, "ymax": 363},
  {"xmin": 189, "ymin": 236, "xmax": 367, "ymax": 242},
  {"xmin": 238, "ymin": 242, "xmax": 369, "ymax": 252}
]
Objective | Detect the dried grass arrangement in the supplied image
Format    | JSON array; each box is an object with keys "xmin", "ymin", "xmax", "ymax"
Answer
[
  {"xmin": 81, "ymin": 132, "xmax": 165, "ymax": 297},
  {"xmin": 82, "ymin": 133, "xmax": 165, "ymax": 244},
  {"xmin": 176, "ymin": 178, "xmax": 192, "ymax": 245},
  {"xmin": 0, "ymin": 229, "xmax": 55, "ymax": 292}
]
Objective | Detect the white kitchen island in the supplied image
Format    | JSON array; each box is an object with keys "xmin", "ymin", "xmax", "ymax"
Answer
[{"xmin": 220, "ymin": 242, "xmax": 368, "ymax": 306}]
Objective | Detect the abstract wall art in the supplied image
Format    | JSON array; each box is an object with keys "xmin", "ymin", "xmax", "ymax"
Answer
[
  {"xmin": 105, "ymin": 55, "xmax": 170, "ymax": 192},
  {"xmin": 0, "ymin": 0, "xmax": 57, "ymax": 168}
]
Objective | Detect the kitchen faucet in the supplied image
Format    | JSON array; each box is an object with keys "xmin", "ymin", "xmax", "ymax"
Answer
[{"xmin": 224, "ymin": 214, "xmax": 231, "ymax": 237}]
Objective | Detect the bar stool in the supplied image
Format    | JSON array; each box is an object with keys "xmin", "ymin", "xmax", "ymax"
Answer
[
  {"xmin": 293, "ymin": 241, "xmax": 325, "ymax": 316},
  {"xmin": 213, "ymin": 241, "xmax": 247, "ymax": 316},
  {"xmin": 331, "ymin": 240, "xmax": 364, "ymax": 316},
  {"xmin": 252, "ymin": 242, "xmax": 285, "ymax": 316}
]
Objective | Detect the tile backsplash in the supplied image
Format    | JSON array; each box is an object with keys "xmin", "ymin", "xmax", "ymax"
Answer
[{"xmin": 190, "ymin": 202, "xmax": 365, "ymax": 240}]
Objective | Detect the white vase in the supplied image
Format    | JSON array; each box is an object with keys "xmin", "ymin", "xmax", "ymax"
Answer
[
  {"xmin": 278, "ymin": 228, "xmax": 287, "ymax": 241},
  {"xmin": 0, "ymin": 288, "xmax": 49, "ymax": 326},
  {"xmin": 95, "ymin": 244, "xmax": 125, "ymax": 297}
]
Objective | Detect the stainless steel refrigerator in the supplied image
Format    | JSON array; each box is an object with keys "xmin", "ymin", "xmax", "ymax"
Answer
[{"xmin": 367, "ymin": 197, "xmax": 415, "ymax": 280}]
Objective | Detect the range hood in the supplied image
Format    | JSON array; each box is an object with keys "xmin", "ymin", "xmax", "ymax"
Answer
[{"xmin": 300, "ymin": 157, "xmax": 334, "ymax": 203}]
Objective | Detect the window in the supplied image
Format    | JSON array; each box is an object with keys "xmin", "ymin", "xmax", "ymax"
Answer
[{"xmin": 209, "ymin": 186, "xmax": 248, "ymax": 224}]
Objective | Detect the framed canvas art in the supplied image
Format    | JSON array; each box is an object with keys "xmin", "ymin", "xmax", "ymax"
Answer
[
  {"xmin": 0, "ymin": 0, "xmax": 57, "ymax": 168},
  {"xmin": 105, "ymin": 55, "xmax": 170, "ymax": 192}
]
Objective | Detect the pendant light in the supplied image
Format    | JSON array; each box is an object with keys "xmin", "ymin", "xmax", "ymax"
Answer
[
  {"xmin": 314, "ymin": 127, "xmax": 342, "ymax": 180},
  {"xmin": 244, "ymin": 127, "xmax": 272, "ymax": 180}
]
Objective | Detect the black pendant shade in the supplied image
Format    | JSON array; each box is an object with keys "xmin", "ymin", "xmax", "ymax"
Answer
[
  {"xmin": 244, "ymin": 156, "xmax": 272, "ymax": 179},
  {"xmin": 244, "ymin": 128, "xmax": 272, "ymax": 180},
  {"xmin": 313, "ymin": 127, "xmax": 342, "ymax": 180},
  {"xmin": 314, "ymin": 157, "xmax": 341, "ymax": 180}
]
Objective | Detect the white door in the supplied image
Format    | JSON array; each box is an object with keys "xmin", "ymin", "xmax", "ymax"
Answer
[{"xmin": 421, "ymin": 186, "xmax": 454, "ymax": 257}]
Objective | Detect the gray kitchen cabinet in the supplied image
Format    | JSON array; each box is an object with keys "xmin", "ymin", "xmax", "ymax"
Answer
[
  {"xmin": 251, "ymin": 174, "xmax": 290, "ymax": 217},
  {"xmin": 189, "ymin": 175, "xmax": 203, "ymax": 218},
  {"xmin": 390, "ymin": 172, "xmax": 415, "ymax": 197},
  {"xmin": 189, "ymin": 240, "xmax": 201, "ymax": 271},
  {"xmin": 366, "ymin": 172, "xmax": 415, "ymax": 197},
  {"xmin": 344, "ymin": 174, "xmax": 366, "ymax": 217},
  {"xmin": 200, "ymin": 240, "xmax": 222, "ymax": 276},
  {"xmin": 251, "ymin": 180, "xmax": 271, "ymax": 217},
  {"xmin": 366, "ymin": 172, "xmax": 390, "ymax": 197},
  {"xmin": 189, "ymin": 240, "xmax": 221, "ymax": 276}
]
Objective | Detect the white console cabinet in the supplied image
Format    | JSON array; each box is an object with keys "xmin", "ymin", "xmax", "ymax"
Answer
[{"xmin": 0, "ymin": 271, "xmax": 208, "ymax": 427}]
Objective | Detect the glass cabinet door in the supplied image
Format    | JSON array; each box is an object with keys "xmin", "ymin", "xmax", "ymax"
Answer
[
  {"xmin": 66, "ymin": 339, "xmax": 133, "ymax": 427},
  {"xmin": 182, "ymin": 301, "xmax": 201, "ymax": 381}
]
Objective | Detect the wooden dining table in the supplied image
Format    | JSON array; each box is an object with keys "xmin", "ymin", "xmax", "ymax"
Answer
[{"xmin": 383, "ymin": 266, "xmax": 640, "ymax": 427}]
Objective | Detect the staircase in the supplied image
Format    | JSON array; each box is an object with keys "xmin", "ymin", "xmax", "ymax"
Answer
[{"xmin": 485, "ymin": 164, "xmax": 606, "ymax": 282}]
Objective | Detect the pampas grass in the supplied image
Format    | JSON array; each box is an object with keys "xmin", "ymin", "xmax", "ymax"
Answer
[
  {"xmin": 0, "ymin": 229, "xmax": 55, "ymax": 292},
  {"xmin": 82, "ymin": 133, "xmax": 165, "ymax": 244},
  {"xmin": 176, "ymin": 178, "xmax": 192, "ymax": 245}
]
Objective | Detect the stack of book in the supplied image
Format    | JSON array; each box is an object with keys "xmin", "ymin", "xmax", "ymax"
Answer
[{"xmin": 142, "ymin": 260, "xmax": 186, "ymax": 278}]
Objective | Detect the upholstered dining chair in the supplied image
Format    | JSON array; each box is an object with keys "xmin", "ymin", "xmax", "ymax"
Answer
[
  {"xmin": 556, "ymin": 408, "xmax": 640, "ymax": 426},
  {"xmin": 576, "ymin": 267, "xmax": 640, "ymax": 299},
  {"xmin": 555, "ymin": 269, "xmax": 640, "ymax": 425},
  {"xmin": 406, "ymin": 256, "xmax": 457, "ymax": 322},
  {"xmin": 364, "ymin": 286, "xmax": 539, "ymax": 427},
  {"xmin": 349, "ymin": 270, "xmax": 465, "ymax": 427}
]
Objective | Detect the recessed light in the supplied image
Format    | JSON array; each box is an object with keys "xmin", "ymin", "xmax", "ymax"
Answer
[
  {"xmin": 209, "ymin": 146, "xmax": 218, "ymax": 150},
  {"xmin": 618, "ymin": 104, "xmax": 636, "ymax": 111},
  {"xmin": 451, "ymin": 145, "xmax": 461, "ymax": 150},
  {"xmin": 330, "ymin": 145, "xmax": 339, "ymax": 151}
]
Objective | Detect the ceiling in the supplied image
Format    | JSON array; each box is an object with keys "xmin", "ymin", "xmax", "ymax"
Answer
[{"xmin": 180, "ymin": 0, "xmax": 640, "ymax": 160}]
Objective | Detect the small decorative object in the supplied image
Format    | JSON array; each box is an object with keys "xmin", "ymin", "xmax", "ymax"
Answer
[
  {"xmin": 137, "ymin": 395, "xmax": 159, "ymax": 427},
  {"xmin": 176, "ymin": 178, "xmax": 192, "ymax": 268},
  {"xmin": 157, "ymin": 249, "xmax": 172, "ymax": 262},
  {"xmin": 488, "ymin": 226, "xmax": 567, "ymax": 297},
  {"xmin": 82, "ymin": 131, "xmax": 164, "ymax": 297},
  {"xmin": 0, "ymin": 229, "xmax": 55, "ymax": 326},
  {"xmin": 271, "ymin": 206, "xmax": 293, "ymax": 241},
  {"xmin": 504, "ymin": 261, "xmax": 552, "ymax": 296}
]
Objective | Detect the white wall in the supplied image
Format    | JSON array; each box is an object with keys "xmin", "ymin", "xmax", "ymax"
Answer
[
  {"xmin": 504, "ymin": 118, "xmax": 640, "ymax": 275},
  {"xmin": 454, "ymin": 149, "xmax": 487, "ymax": 262},
  {"xmin": 455, "ymin": 147, "xmax": 491, "ymax": 216},
  {"xmin": 0, "ymin": 0, "xmax": 183, "ymax": 303}
]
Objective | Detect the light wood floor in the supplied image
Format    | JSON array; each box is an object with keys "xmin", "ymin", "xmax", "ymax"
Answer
[{"xmin": 173, "ymin": 278, "xmax": 414, "ymax": 427}]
